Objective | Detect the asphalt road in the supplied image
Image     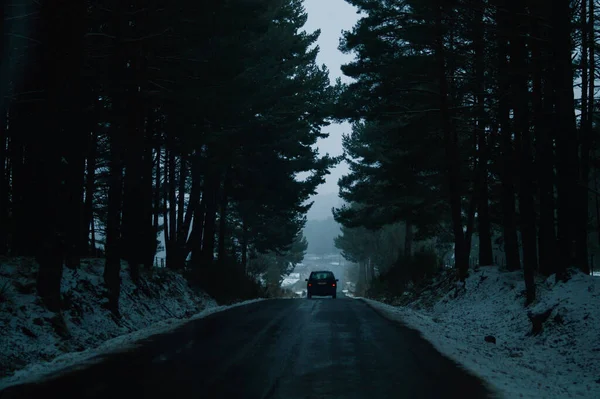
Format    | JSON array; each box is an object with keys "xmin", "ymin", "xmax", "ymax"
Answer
[{"xmin": 0, "ymin": 297, "xmax": 494, "ymax": 399}]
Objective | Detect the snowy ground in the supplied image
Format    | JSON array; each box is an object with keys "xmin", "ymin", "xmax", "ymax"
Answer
[
  {"xmin": 0, "ymin": 256, "xmax": 264, "ymax": 389},
  {"xmin": 281, "ymin": 272, "xmax": 300, "ymax": 287},
  {"xmin": 362, "ymin": 267, "xmax": 600, "ymax": 398}
]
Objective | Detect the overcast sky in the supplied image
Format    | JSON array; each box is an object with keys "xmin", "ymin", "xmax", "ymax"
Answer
[{"xmin": 302, "ymin": 0, "xmax": 359, "ymax": 196}]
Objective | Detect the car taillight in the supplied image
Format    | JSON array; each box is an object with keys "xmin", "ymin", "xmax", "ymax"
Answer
[
  {"xmin": 308, "ymin": 283, "xmax": 312, "ymax": 287},
  {"xmin": 332, "ymin": 283, "xmax": 336, "ymax": 287}
]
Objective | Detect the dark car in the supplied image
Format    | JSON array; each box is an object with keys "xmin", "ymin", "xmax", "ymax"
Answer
[{"xmin": 305, "ymin": 271, "xmax": 338, "ymax": 299}]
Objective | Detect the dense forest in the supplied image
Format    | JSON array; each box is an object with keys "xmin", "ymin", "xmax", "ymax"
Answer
[
  {"xmin": 333, "ymin": 0, "xmax": 599, "ymax": 302},
  {"xmin": 0, "ymin": 0, "xmax": 338, "ymax": 310},
  {"xmin": 2, "ymin": 0, "xmax": 598, "ymax": 312}
]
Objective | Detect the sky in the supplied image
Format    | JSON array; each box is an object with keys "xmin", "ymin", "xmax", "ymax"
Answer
[{"xmin": 302, "ymin": 0, "xmax": 359, "ymax": 196}]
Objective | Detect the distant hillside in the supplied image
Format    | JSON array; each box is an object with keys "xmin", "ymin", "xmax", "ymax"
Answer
[
  {"xmin": 306, "ymin": 193, "xmax": 343, "ymax": 221},
  {"xmin": 303, "ymin": 217, "xmax": 341, "ymax": 255}
]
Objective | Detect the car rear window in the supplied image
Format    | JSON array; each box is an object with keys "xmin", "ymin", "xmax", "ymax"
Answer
[{"xmin": 311, "ymin": 272, "xmax": 333, "ymax": 280}]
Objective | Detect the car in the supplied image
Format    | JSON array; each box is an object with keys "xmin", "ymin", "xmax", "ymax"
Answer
[{"xmin": 305, "ymin": 270, "xmax": 338, "ymax": 299}]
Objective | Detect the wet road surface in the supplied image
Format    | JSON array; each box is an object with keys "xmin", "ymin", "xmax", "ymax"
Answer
[{"xmin": 0, "ymin": 297, "xmax": 494, "ymax": 399}]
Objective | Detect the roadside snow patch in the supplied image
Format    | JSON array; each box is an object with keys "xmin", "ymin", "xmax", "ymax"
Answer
[
  {"xmin": 0, "ymin": 297, "xmax": 265, "ymax": 390},
  {"xmin": 362, "ymin": 267, "xmax": 600, "ymax": 399},
  {"xmin": 281, "ymin": 277, "xmax": 300, "ymax": 287},
  {"xmin": 0, "ymin": 257, "xmax": 263, "ymax": 388}
]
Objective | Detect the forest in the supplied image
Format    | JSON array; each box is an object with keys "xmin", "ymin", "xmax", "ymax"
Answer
[
  {"xmin": 1, "ymin": 0, "xmax": 598, "ymax": 312},
  {"xmin": 0, "ymin": 0, "xmax": 335, "ymax": 310},
  {"xmin": 333, "ymin": 0, "xmax": 600, "ymax": 302},
  {"xmin": 2, "ymin": 2, "xmax": 600, "ymax": 396}
]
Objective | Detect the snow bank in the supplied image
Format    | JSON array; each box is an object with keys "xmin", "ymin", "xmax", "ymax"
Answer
[
  {"xmin": 0, "ymin": 297, "xmax": 265, "ymax": 390},
  {"xmin": 361, "ymin": 267, "xmax": 600, "ymax": 399},
  {"xmin": 0, "ymin": 257, "xmax": 264, "ymax": 389},
  {"xmin": 281, "ymin": 277, "xmax": 300, "ymax": 287}
]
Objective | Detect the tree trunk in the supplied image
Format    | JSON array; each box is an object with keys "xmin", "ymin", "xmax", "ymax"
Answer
[
  {"xmin": 589, "ymin": 0, "xmax": 596, "ymax": 259},
  {"xmin": 36, "ymin": 3, "xmax": 84, "ymax": 312},
  {"xmin": 581, "ymin": 0, "xmax": 589, "ymax": 136},
  {"xmin": 32, "ymin": 119, "xmax": 64, "ymax": 311},
  {"xmin": 588, "ymin": 0, "xmax": 595, "ymax": 145},
  {"xmin": 435, "ymin": 3, "xmax": 470, "ymax": 281},
  {"xmin": 510, "ymin": 1, "xmax": 536, "ymax": 304},
  {"xmin": 163, "ymin": 146, "xmax": 170, "ymax": 250},
  {"xmin": 172, "ymin": 153, "xmax": 189, "ymax": 269},
  {"xmin": 90, "ymin": 215, "xmax": 96, "ymax": 255},
  {"xmin": 477, "ymin": 173, "xmax": 493, "ymax": 265},
  {"xmin": 473, "ymin": 1, "xmax": 493, "ymax": 266},
  {"xmin": 56, "ymin": 0, "xmax": 86, "ymax": 272},
  {"xmin": 36, "ymin": 0, "xmax": 87, "ymax": 311},
  {"xmin": 60, "ymin": 16, "xmax": 87, "ymax": 267},
  {"xmin": 83, "ymin": 131, "xmax": 97, "ymax": 256},
  {"xmin": 531, "ymin": 0, "xmax": 557, "ymax": 276},
  {"xmin": 32, "ymin": 117, "xmax": 65, "ymax": 312},
  {"xmin": 120, "ymin": 14, "xmax": 151, "ymax": 280},
  {"xmin": 166, "ymin": 146, "xmax": 177, "ymax": 268},
  {"xmin": 200, "ymin": 172, "xmax": 219, "ymax": 268},
  {"xmin": 404, "ymin": 220, "xmax": 413, "ymax": 257},
  {"xmin": 121, "ymin": 110, "xmax": 145, "ymax": 282},
  {"xmin": 0, "ymin": 6, "xmax": 6, "ymax": 256},
  {"xmin": 168, "ymin": 150, "xmax": 177, "ymax": 245},
  {"xmin": 142, "ymin": 111, "xmax": 156, "ymax": 269},
  {"xmin": 577, "ymin": 0, "xmax": 592, "ymax": 274},
  {"xmin": 364, "ymin": 258, "xmax": 371, "ymax": 290},
  {"xmin": 357, "ymin": 261, "xmax": 366, "ymax": 295},
  {"xmin": 218, "ymin": 166, "xmax": 231, "ymax": 265},
  {"xmin": 153, "ymin": 145, "xmax": 161, "ymax": 242},
  {"xmin": 0, "ymin": 111, "xmax": 7, "ymax": 255},
  {"xmin": 8, "ymin": 120, "xmax": 23, "ymax": 256},
  {"xmin": 177, "ymin": 155, "xmax": 187, "ymax": 236},
  {"xmin": 104, "ymin": 128, "xmax": 123, "ymax": 314},
  {"xmin": 10, "ymin": 83, "xmax": 36, "ymax": 256},
  {"xmin": 241, "ymin": 218, "xmax": 248, "ymax": 273},
  {"xmin": 64, "ymin": 133, "xmax": 85, "ymax": 269},
  {"xmin": 176, "ymin": 152, "xmax": 201, "ymax": 267},
  {"xmin": 189, "ymin": 198, "xmax": 206, "ymax": 264},
  {"xmin": 553, "ymin": 0, "xmax": 579, "ymax": 281},
  {"xmin": 104, "ymin": 0, "xmax": 127, "ymax": 315},
  {"xmin": 496, "ymin": 1, "xmax": 521, "ymax": 272}
]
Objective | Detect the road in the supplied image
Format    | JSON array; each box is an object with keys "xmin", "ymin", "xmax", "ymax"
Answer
[{"xmin": 0, "ymin": 297, "xmax": 494, "ymax": 399}]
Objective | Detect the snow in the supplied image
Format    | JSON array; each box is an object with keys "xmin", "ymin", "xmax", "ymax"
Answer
[
  {"xmin": 281, "ymin": 272, "xmax": 301, "ymax": 287},
  {"xmin": 361, "ymin": 267, "xmax": 600, "ymax": 399},
  {"xmin": 281, "ymin": 277, "xmax": 300, "ymax": 287},
  {"xmin": 0, "ymin": 257, "xmax": 265, "ymax": 390}
]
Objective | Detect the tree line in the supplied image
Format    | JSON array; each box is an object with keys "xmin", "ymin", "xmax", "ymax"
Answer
[
  {"xmin": 333, "ymin": 0, "xmax": 598, "ymax": 304},
  {"xmin": 0, "ymin": 0, "xmax": 337, "ymax": 311}
]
